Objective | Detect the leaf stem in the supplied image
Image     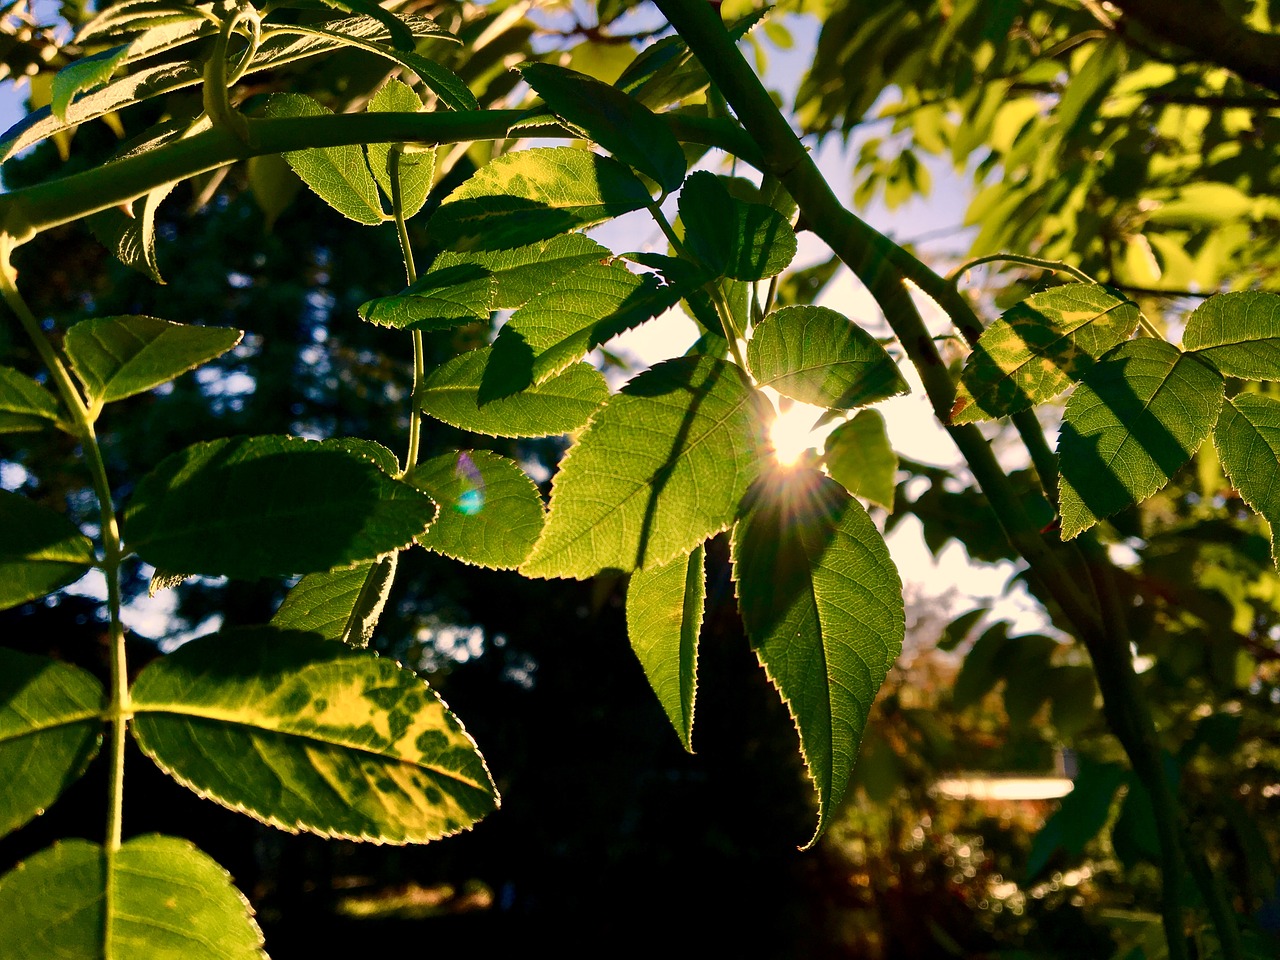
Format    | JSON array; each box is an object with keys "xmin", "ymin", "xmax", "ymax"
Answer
[
  {"xmin": 389, "ymin": 147, "xmax": 424, "ymax": 477},
  {"xmin": 948, "ymin": 253, "xmax": 1097, "ymax": 286}
]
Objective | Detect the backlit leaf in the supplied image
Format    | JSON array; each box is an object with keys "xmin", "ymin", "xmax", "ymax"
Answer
[
  {"xmin": 748, "ymin": 306, "xmax": 907, "ymax": 409},
  {"xmin": 0, "ymin": 367, "xmax": 62, "ymax": 434},
  {"xmin": 407, "ymin": 450, "xmax": 545, "ymax": 570},
  {"xmin": 130, "ymin": 627, "xmax": 499, "ymax": 843},
  {"xmin": 0, "ymin": 649, "xmax": 103, "ymax": 838},
  {"xmin": 358, "ymin": 265, "xmax": 496, "ymax": 331},
  {"xmin": 429, "ymin": 147, "xmax": 652, "ymax": 252},
  {"xmin": 271, "ymin": 555, "xmax": 399, "ymax": 646},
  {"xmin": 0, "ymin": 835, "xmax": 266, "ymax": 959},
  {"xmin": 679, "ymin": 171, "xmax": 797, "ymax": 281},
  {"xmin": 521, "ymin": 356, "xmax": 772, "ymax": 579},
  {"xmin": 1213, "ymin": 392, "xmax": 1280, "ymax": 568},
  {"xmin": 823, "ymin": 409, "xmax": 898, "ymax": 509},
  {"xmin": 125, "ymin": 435, "xmax": 437, "ymax": 578},
  {"xmin": 418, "ymin": 349, "xmax": 608, "ymax": 438},
  {"xmin": 432, "ymin": 234, "xmax": 611, "ymax": 310},
  {"xmin": 0, "ymin": 492, "xmax": 96, "ymax": 610},
  {"xmin": 87, "ymin": 180, "xmax": 178, "ymax": 284},
  {"xmin": 1058, "ymin": 340, "xmax": 1224, "ymax": 539},
  {"xmin": 1183, "ymin": 291, "xmax": 1280, "ymax": 381},
  {"xmin": 625, "ymin": 545, "xmax": 704, "ymax": 752},
  {"xmin": 951, "ymin": 284, "xmax": 1141, "ymax": 424},
  {"xmin": 64, "ymin": 315, "xmax": 242, "ymax": 407},
  {"xmin": 265, "ymin": 93, "xmax": 384, "ymax": 225},
  {"xmin": 519, "ymin": 61, "xmax": 686, "ymax": 192},
  {"xmin": 365, "ymin": 80, "xmax": 434, "ymax": 219},
  {"xmin": 50, "ymin": 44, "xmax": 130, "ymax": 119},
  {"xmin": 732, "ymin": 468, "xmax": 904, "ymax": 848}
]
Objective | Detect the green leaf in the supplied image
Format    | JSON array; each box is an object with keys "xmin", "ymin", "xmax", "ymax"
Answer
[
  {"xmin": 0, "ymin": 367, "xmax": 62, "ymax": 434},
  {"xmin": 51, "ymin": 44, "xmax": 130, "ymax": 119},
  {"xmin": 748, "ymin": 306, "xmax": 908, "ymax": 409},
  {"xmin": 1058, "ymin": 340, "xmax": 1224, "ymax": 539},
  {"xmin": 823, "ymin": 409, "xmax": 899, "ymax": 509},
  {"xmin": 407, "ymin": 450, "xmax": 545, "ymax": 570},
  {"xmin": 431, "ymin": 234, "xmax": 612, "ymax": 310},
  {"xmin": 365, "ymin": 80, "xmax": 434, "ymax": 220},
  {"xmin": 935, "ymin": 606, "xmax": 988, "ymax": 653},
  {"xmin": 428, "ymin": 147, "xmax": 652, "ymax": 252},
  {"xmin": 248, "ymin": 153, "xmax": 301, "ymax": 230},
  {"xmin": 418, "ymin": 349, "xmax": 608, "ymax": 438},
  {"xmin": 519, "ymin": 61, "xmax": 686, "ymax": 192},
  {"xmin": 1183, "ymin": 291, "xmax": 1280, "ymax": 381},
  {"xmin": 0, "ymin": 492, "xmax": 96, "ymax": 611},
  {"xmin": 64, "ymin": 315, "xmax": 242, "ymax": 407},
  {"xmin": 130, "ymin": 627, "xmax": 499, "ymax": 842},
  {"xmin": 358, "ymin": 265, "xmax": 496, "ymax": 331},
  {"xmin": 264, "ymin": 93, "xmax": 385, "ymax": 225},
  {"xmin": 1026, "ymin": 760, "xmax": 1126, "ymax": 878},
  {"xmin": 487, "ymin": 260, "xmax": 692, "ymax": 392},
  {"xmin": 678, "ymin": 171, "xmax": 796, "ymax": 281},
  {"xmin": 322, "ymin": 0, "xmax": 416, "ymax": 51},
  {"xmin": 731, "ymin": 468, "xmax": 905, "ymax": 848},
  {"xmin": 271, "ymin": 554, "xmax": 399, "ymax": 646},
  {"xmin": 124, "ymin": 436, "xmax": 438, "ymax": 578},
  {"xmin": 0, "ymin": 835, "xmax": 266, "ymax": 959},
  {"xmin": 951, "ymin": 284, "xmax": 1141, "ymax": 424},
  {"xmin": 1213, "ymin": 392, "xmax": 1280, "ymax": 567},
  {"xmin": 625, "ymin": 545, "xmax": 704, "ymax": 752},
  {"xmin": 0, "ymin": 649, "xmax": 103, "ymax": 838},
  {"xmin": 86, "ymin": 180, "xmax": 178, "ymax": 284},
  {"xmin": 521, "ymin": 356, "xmax": 772, "ymax": 579}
]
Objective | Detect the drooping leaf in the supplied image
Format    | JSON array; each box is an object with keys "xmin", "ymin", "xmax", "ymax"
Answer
[
  {"xmin": 50, "ymin": 44, "xmax": 130, "ymax": 119},
  {"xmin": 823, "ymin": 409, "xmax": 899, "ymax": 509},
  {"xmin": 248, "ymin": 153, "xmax": 301, "ymax": 230},
  {"xmin": 428, "ymin": 147, "xmax": 652, "ymax": 252},
  {"xmin": 1213, "ymin": 392, "xmax": 1280, "ymax": 567},
  {"xmin": 431, "ymin": 234, "xmax": 611, "ymax": 310},
  {"xmin": 731, "ymin": 467, "xmax": 905, "ymax": 848},
  {"xmin": 625, "ymin": 545, "xmax": 704, "ymax": 752},
  {"xmin": 130, "ymin": 627, "xmax": 499, "ymax": 843},
  {"xmin": 407, "ymin": 450, "xmax": 545, "ymax": 570},
  {"xmin": 519, "ymin": 61, "xmax": 686, "ymax": 192},
  {"xmin": 86, "ymin": 180, "xmax": 178, "ymax": 284},
  {"xmin": 1182, "ymin": 291, "xmax": 1280, "ymax": 381},
  {"xmin": 679, "ymin": 171, "xmax": 797, "ymax": 281},
  {"xmin": 0, "ymin": 367, "xmax": 62, "ymax": 434},
  {"xmin": 365, "ymin": 80, "xmax": 434, "ymax": 219},
  {"xmin": 418, "ymin": 349, "xmax": 608, "ymax": 438},
  {"xmin": 0, "ymin": 492, "xmax": 96, "ymax": 610},
  {"xmin": 64, "ymin": 315, "xmax": 242, "ymax": 407},
  {"xmin": 748, "ymin": 306, "xmax": 908, "ymax": 409},
  {"xmin": 0, "ymin": 835, "xmax": 266, "ymax": 959},
  {"xmin": 521, "ymin": 356, "xmax": 772, "ymax": 579},
  {"xmin": 264, "ymin": 93, "xmax": 385, "ymax": 225},
  {"xmin": 124, "ymin": 436, "xmax": 437, "ymax": 578},
  {"xmin": 270, "ymin": 554, "xmax": 399, "ymax": 646},
  {"xmin": 358, "ymin": 265, "xmax": 496, "ymax": 331},
  {"xmin": 1058, "ymin": 340, "xmax": 1224, "ymax": 539},
  {"xmin": 951, "ymin": 284, "xmax": 1141, "ymax": 424},
  {"xmin": 0, "ymin": 649, "xmax": 103, "ymax": 838}
]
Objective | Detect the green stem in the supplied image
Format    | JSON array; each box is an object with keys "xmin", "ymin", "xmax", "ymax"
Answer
[
  {"xmin": 388, "ymin": 147, "xmax": 424, "ymax": 477},
  {"xmin": 201, "ymin": 6, "xmax": 251, "ymax": 143},
  {"xmin": 948, "ymin": 253, "xmax": 1096, "ymax": 286}
]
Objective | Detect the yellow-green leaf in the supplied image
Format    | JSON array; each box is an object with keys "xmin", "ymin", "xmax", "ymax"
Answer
[
  {"xmin": 1183, "ymin": 291, "xmax": 1280, "ymax": 381},
  {"xmin": 1214, "ymin": 392, "xmax": 1280, "ymax": 568},
  {"xmin": 270, "ymin": 555, "xmax": 399, "ymax": 646},
  {"xmin": 365, "ymin": 80, "xmax": 434, "ymax": 219},
  {"xmin": 0, "ymin": 492, "xmax": 96, "ymax": 610},
  {"xmin": 0, "ymin": 367, "xmax": 62, "ymax": 434},
  {"xmin": 823, "ymin": 409, "xmax": 898, "ymax": 510}
]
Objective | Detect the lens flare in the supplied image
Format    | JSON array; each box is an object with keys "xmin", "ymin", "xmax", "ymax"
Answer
[
  {"xmin": 769, "ymin": 400, "xmax": 824, "ymax": 467},
  {"xmin": 454, "ymin": 451, "xmax": 485, "ymax": 515}
]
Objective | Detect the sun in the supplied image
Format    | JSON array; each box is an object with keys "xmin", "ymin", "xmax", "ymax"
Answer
[{"xmin": 767, "ymin": 394, "xmax": 827, "ymax": 468}]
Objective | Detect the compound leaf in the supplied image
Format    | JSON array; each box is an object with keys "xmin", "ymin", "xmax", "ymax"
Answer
[
  {"xmin": 271, "ymin": 554, "xmax": 399, "ymax": 646},
  {"xmin": 130, "ymin": 627, "xmax": 498, "ymax": 843},
  {"xmin": 1214, "ymin": 392, "xmax": 1280, "ymax": 568},
  {"xmin": 1183, "ymin": 291, "xmax": 1280, "ymax": 381},
  {"xmin": 0, "ymin": 492, "xmax": 96, "ymax": 610},
  {"xmin": 521, "ymin": 355, "xmax": 772, "ymax": 579},
  {"xmin": 0, "ymin": 649, "xmax": 103, "ymax": 838},
  {"xmin": 951, "ymin": 284, "xmax": 1141, "ymax": 424},
  {"xmin": 125, "ymin": 435, "xmax": 437, "ymax": 578},
  {"xmin": 748, "ymin": 306, "xmax": 907, "ymax": 409},
  {"xmin": 625, "ymin": 545, "xmax": 704, "ymax": 752},
  {"xmin": 732, "ymin": 468, "xmax": 905, "ymax": 849},
  {"xmin": 823, "ymin": 409, "xmax": 898, "ymax": 510},
  {"xmin": 1058, "ymin": 339, "xmax": 1224, "ymax": 539}
]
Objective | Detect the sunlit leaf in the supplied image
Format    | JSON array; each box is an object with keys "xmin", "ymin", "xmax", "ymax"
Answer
[
  {"xmin": 358, "ymin": 265, "xmax": 496, "ymax": 331},
  {"xmin": 732, "ymin": 467, "xmax": 904, "ymax": 848},
  {"xmin": 0, "ymin": 492, "xmax": 96, "ymax": 611},
  {"xmin": 625, "ymin": 545, "xmax": 704, "ymax": 752},
  {"xmin": 823, "ymin": 409, "xmax": 898, "ymax": 509},
  {"xmin": 50, "ymin": 44, "xmax": 130, "ymax": 119},
  {"xmin": 407, "ymin": 450, "xmax": 545, "ymax": 570},
  {"xmin": 0, "ymin": 367, "xmax": 62, "ymax": 434},
  {"xmin": 125, "ymin": 436, "xmax": 437, "ymax": 578},
  {"xmin": 432, "ymin": 234, "xmax": 611, "ymax": 310},
  {"xmin": 429, "ymin": 147, "xmax": 652, "ymax": 252},
  {"xmin": 365, "ymin": 80, "xmax": 434, "ymax": 219},
  {"xmin": 951, "ymin": 284, "xmax": 1141, "ymax": 424},
  {"xmin": 748, "ymin": 305, "xmax": 907, "ymax": 409},
  {"xmin": 521, "ymin": 356, "xmax": 772, "ymax": 578},
  {"xmin": 64, "ymin": 315, "xmax": 242, "ymax": 407},
  {"xmin": 0, "ymin": 835, "xmax": 266, "ymax": 959},
  {"xmin": 679, "ymin": 171, "xmax": 797, "ymax": 281},
  {"xmin": 1183, "ymin": 291, "xmax": 1280, "ymax": 381},
  {"xmin": 1058, "ymin": 340, "xmax": 1224, "ymax": 539},
  {"xmin": 1214, "ymin": 392, "xmax": 1280, "ymax": 568},
  {"xmin": 130, "ymin": 627, "xmax": 499, "ymax": 842},
  {"xmin": 271, "ymin": 555, "xmax": 399, "ymax": 646},
  {"xmin": 0, "ymin": 649, "xmax": 103, "ymax": 838},
  {"xmin": 418, "ymin": 348, "xmax": 608, "ymax": 438}
]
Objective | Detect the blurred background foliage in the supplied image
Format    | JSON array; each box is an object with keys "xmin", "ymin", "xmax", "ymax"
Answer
[{"xmin": 0, "ymin": 0, "xmax": 1277, "ymax": 956}]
